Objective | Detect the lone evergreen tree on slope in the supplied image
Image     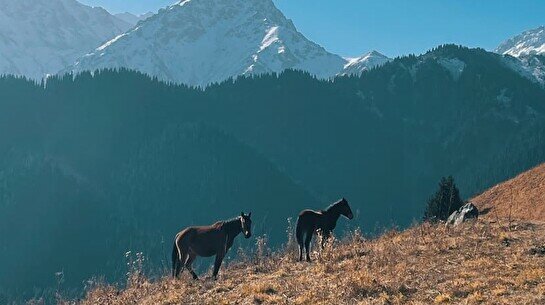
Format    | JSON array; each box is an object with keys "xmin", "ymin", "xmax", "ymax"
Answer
[{"xmin": 424, "ymin": 176, "xmax": 464, "ymax": 221}]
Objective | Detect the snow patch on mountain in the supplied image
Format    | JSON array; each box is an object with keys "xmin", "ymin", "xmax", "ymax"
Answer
[
  {"xmin": 0, "ymin": 0, "xmax": 132, "ymax": 80},
  {"xmin": 438, "ymin": 58, "xmax": 466, "ymax": 80},
  {"xmin": 496, "ymin": 88, "xmax": 511, "ymax": 107},
  {"xmin": 69, "ymin": 0, "xmax": 347, "ymax": 87},
  {"xmin": 516, "ymin": 55, "xmax": 545, "ymax": 85},
  {"xmin": 502, "ymin": 54, "xmax": 545, "ymax": 86}
]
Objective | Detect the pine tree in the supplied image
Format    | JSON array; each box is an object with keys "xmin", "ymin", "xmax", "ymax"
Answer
[{"xmin": 424, "ymin": 176, "xmax": 464, "ymax": 221}]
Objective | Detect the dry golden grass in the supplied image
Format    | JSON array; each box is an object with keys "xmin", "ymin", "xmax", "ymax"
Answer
[
  {"xmin": 66, "ymin": 219, "xmax": 545, "ymax": 305},
  {"xmin": 473, "ymin": 163, "xmax": 545, "ymax": 221}
]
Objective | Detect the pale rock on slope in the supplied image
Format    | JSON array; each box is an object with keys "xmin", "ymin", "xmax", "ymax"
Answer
[
  {"xmin": 0, "ymin": 0, "xmax": 132, "ymax": 79},
  {"xmin": 69, "ymin": 0, "xmax": 348, "ymax": 87}
]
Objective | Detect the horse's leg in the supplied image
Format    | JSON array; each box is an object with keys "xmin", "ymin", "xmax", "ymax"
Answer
[
  {"xmin": 172, "ymin": 243, "xmax": 178, "ymax": 278},
  {"xmin": 321, "ymin": 231, "xmax": 331, "ymax": 249},
  {"xmin": 304, "ymin": 229, "xmax": 313, "ymax": 262},
  {"xmin": 185, "ymin": 252, "xmax": 198, "ymax": 280},
  {"xmin": 296, "ymin": 217, "xmax": 304, "ymax": 261},
  {"xmin": 299, "ymin": 237, "xmax": 304, "ymax": 262},
  {"xmin": 212, "ymin": 253, "xmax": 225, "ymax": 280}
]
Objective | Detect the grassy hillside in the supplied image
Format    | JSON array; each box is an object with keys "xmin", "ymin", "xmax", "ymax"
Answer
[
  {"xmin": 66, "ymin": 220, "xmax": 545, "ymax": 305},
  {"xmin": 473, "ymin": 163, "xmax": 545, "ymax": 221},
  {"xmin": 68, "ymin": 163, "xmax": 545, "ymax": 305}
]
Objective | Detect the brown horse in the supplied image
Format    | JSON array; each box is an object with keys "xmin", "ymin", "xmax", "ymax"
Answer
[
  {"xmin": 296, "ymin": 198, "xmax": 353, "ymax": 261},
  {"xmin": 172, "ymin": 212, "xmax": 252, "ymax": 280}
]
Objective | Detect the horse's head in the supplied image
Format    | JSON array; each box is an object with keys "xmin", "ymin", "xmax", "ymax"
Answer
[
  {"xmin": 240, "ymin": 212, "xmax": 252, "ymax": 238},
  {"xmin": 338, "ymin": 198, "xmax": 354, "ymax": 220}
]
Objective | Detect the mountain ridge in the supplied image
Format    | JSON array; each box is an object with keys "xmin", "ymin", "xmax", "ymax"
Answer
[{"xmin": 496, "ymin": 26, "xmax": 545, "ymax": 57}]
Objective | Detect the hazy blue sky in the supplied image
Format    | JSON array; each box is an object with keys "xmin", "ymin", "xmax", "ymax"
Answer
[{"xmin": 80, "ymin": 0, "xmax": 545, "ymax": 57}]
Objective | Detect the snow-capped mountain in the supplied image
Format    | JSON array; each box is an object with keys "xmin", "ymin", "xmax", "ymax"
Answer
[
  {"xmin": 0, "ymin": 0, "xmax": 132, "ymax": 80},
  {"xmin": 69, "ymin": 0, "xmax": 347, "ymax": 87},
  {"xmin": 496, "ymin": 26, "xmax": 545, "ymax": 57},
  {"xmin": 496, "ymin": 26, "xmax": 545, "ymax": 86},
  {"xmin": 115, "ymin": 12, "xmax": 154, "ymax": 26},
  {"xmin": 341, "ymin": 51, "xmax": 391, "ymax": 76}
]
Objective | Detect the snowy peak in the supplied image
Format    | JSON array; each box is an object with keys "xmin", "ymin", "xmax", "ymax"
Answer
[
  {"xmin": 496, "ymin": 26, "xmax": 545, "ymax": 57},
  {"xmin": 69, "ymin": 0, "xmax": 346, "ymax": 86},
  {"xmin": 496, "ymin": 26, "xmax": 545, "ymax": 86},
  {"xmin": 0, "ymin": 0, "xmax": 132, "ymax": 79},
  {"xmin": 341, "ymin": 51, "xmax": 391, "ymax": 76}
]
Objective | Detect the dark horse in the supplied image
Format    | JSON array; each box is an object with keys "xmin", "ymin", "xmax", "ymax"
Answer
[
  {"xmin": 172, "ymin": 212, "xmax": 252, "ymax": 280},
  {"xmin": 296, "ymin": 198, "xmax": 353, "ymax": 261}
]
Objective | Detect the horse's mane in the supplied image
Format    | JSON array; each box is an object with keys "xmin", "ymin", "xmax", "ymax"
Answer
[
  {"xmin": 218, "ymin": 216, "xmax": 241, "ymax": 230},
  {"xmin": 325, "ymin": 199, "xmax": 344, "ymax": 212}
]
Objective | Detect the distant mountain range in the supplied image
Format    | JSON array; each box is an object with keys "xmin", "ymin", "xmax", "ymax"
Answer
[
  {"xmin": 0, "ymin": 0, "xmax": 132, "ymax": 79},
  {"xmin": 0, "ymin": 0, "xmax": 389, "ymax": 85},
  {"xmin": 114, "ymin": 11, "xmax": 154, "ymax": 26},
  {"xmin": 2, "ymin": 0, "xmax": 544, "ymax": 87}
]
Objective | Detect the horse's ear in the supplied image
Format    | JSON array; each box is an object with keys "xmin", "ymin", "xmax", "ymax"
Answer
[
  {"xmin": 248, "ymin": 212, "xmax": 251, "ymax": 218},
  {"xmin": 241, "ymin": 212, "xmax": 244, "ymax": 217}
]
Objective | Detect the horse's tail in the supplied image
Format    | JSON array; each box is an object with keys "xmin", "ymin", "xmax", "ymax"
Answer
[
  {"xmin": 295, "ymin": 215, "xmax": 304, "ymax": 245},
  {"xmin": 171, "ymin": 241, "xmax": 178, "ymax": 277},
  {"xmin": 172, "ymin": 233, "xmax": 184, "ymax": 277}
]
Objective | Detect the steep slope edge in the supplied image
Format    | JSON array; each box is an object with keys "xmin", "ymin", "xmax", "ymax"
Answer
[{"xmin": 473, "ymin": 163, "xmax": 545, "ymax": 221}]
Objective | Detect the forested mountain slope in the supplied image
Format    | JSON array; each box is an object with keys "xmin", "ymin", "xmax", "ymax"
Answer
[{"xmin": 2, "ymin": 45, "xmax": 545, "ymax": 301}]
